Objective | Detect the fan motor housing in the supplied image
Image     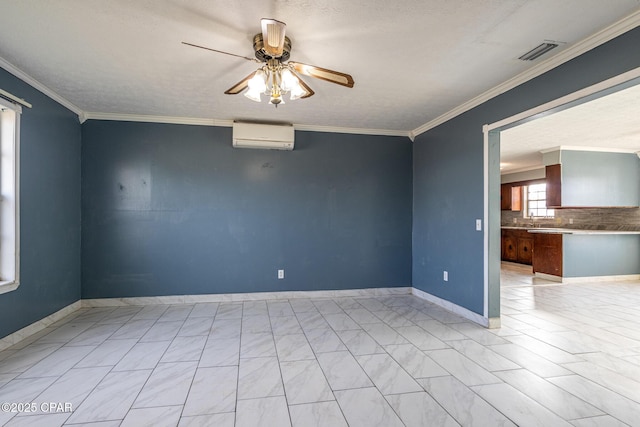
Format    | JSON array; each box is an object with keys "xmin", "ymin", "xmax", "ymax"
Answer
[{"xmin": 253, "ymin": 34, "xmax": 291, "ymax": 62}]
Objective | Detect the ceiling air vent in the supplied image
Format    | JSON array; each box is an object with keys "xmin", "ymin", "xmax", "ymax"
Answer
[{"xmin": 518, "ymin": 42, "xmax": 559, "ymax": 61}]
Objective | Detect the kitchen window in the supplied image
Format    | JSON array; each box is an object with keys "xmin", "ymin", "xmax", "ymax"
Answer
[
  {"xmin": 0, "ymin": 98, "xmax": 20, "ymax": 295},
  {"xmin": 525, "ymin": 183, "xmax": 554, "ymax": 218}
]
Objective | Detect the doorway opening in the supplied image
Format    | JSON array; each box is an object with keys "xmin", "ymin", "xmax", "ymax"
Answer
[{"xmin": 483, "ymin": 67, "xmax": 640, "ymax": 325}]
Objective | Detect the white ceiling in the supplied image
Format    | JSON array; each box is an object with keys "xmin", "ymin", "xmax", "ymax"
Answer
[
  {"xmin": 0, "ymin": 0, "xmax": 639, "ymax": 136},
  {"xmin": 500, "ymin": 82, "xmax": 640, "ymax": 173}
]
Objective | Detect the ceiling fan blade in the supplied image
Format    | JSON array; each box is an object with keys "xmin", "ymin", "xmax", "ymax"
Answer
[
  {"xmin": 182, "ymin": 42, "xmax": 258, "ymax": 62},
  {"xmin": 288, "ymin": 62, "xmax": 354, "ymax": 88},
  {"xmin": 261, "ymin": 18, "xmax": 286, "ymax": 58},
  {"xmin": 224, "ymin": 71, "xmax": 256, "ymax": 95}
]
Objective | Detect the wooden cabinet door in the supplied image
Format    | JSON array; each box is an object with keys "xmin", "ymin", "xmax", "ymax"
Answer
[
  {"xmin": 501, "ymin": 185, "xmax": 522, "ymax": 211},
  {"xmin": 517, "ymin": 237, "xmax": 533, "ymax": 265},
  {"xmin": 510, "ymin": 186, "xmax": 522, "ymax": 211},
  {"xmin": 532, "ymin": 233, "xmax": 563, "ymax": 276},
  {"xmin": 502, "ymin": 235, "xmax": 518, "ymax": 262},
  {"xmin": 501, "ymin": 185, "xmax": 512, "ymax": 210},
  {"xmin": 546, "ymin": 164, "xmax": 561, "ymax": 208}
]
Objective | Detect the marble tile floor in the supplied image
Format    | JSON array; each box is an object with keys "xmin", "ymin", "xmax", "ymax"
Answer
[{"xmin": 1, "ymin": 269, "xmax": 640, "ymax": 426}]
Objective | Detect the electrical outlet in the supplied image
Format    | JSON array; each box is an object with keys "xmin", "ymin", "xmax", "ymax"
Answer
[
  {"xmin": 513, "ymin": 218, "xmax": 517, "ymax": 224},
  {"xmin": 476, "ymin": 219, "xmax": 482, "ymax": 231},
  {"xmin": 443, "ymin": 271, "xmax": 448, "ymax": 281},
  {"xmin": 569, "ymin": 218, "xmax": 573, "ymax": 224},
  {"xmin": 278, "ymin": 269, "xmax": 284, "ymax": 279}
]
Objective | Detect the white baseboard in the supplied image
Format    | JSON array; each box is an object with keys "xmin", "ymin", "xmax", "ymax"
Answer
[
  {"xmin": 487, "ymin": 317, "xmax": 502, "ymax": 329},
  {"xmin": 411, "ymin": 287, "xmax": 498, "ymax": 328},
  {"xmin": 534, "ymin": 272, "xmax": 563, "ymax": 282},
  {"xmin": 561, "ymin": 274, "xmax": 640, "ymax": 284},
  {"xmin": 534, "ymin": 272, "xmax": 640, "ymax": 284},
  {"xmin": 3, "ymin": 285, "xmax": 505, "ymax": 350},
  {"xmin": 0, "ymin": 301, "xmax": 82, "ymax": 352},
  {"xmin": 81, "ymin": 287, "xmax": 413, "ymax": 307}
]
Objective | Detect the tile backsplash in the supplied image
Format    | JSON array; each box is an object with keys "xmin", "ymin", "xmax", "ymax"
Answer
[{"xmin": 501, "ymin": 207, "xmax": 640, "ymax": 231}]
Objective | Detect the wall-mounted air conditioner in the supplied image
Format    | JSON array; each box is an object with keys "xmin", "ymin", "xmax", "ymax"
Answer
[{"xmin": 232, "ymin": 122, "xmax": 295, "ymax": 151}]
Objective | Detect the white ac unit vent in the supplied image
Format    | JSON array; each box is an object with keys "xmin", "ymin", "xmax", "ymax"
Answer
[{"xmin": 232, "ymin": 122, "xmax": 295, "ymax": 151}]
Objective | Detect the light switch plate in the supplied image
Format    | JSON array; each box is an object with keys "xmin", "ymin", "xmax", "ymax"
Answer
[{"xmin": 476, "ymin": 219, "xmax": 482, "ymax": 231}]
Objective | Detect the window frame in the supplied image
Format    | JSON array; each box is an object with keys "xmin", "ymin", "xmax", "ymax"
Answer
[
  {"xmin": 0, "ymin": 99, "xmax": 21, "ymax": 295},
  {"xmin": 524, "ymin": 182, "xmax": 555, "ymax": 218}
]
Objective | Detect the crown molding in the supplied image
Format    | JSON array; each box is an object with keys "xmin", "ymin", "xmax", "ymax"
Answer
[
  {"xmin": 292, "ymin": 123, "xmax": 410, "ymax": 138},
  {"xmin": 540, "ymin": 145, "xmax": 639, "ymax": 154},
  {"xmin": 0, "ymin": 57, "xmax": 83, "ymax": 118},
  {"xmin": 82, "ymin": 112, "xmax": 410, "ymax": 138},
  {"xmin": 500, "ymin": 165, "xmax": 546, "ymax": 176},
  {"xmin": 81, "ymin": 112, "xmax": 234, "ymax": 127},
  {"xmin": 410, "ymin": 8, "xmax": 640, "ymax": 139}
]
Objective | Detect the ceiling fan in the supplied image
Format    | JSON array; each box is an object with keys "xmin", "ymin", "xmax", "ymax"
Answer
[{"xmin": 183, "ymin": 18, "xmax": 354, "ymax": 106}]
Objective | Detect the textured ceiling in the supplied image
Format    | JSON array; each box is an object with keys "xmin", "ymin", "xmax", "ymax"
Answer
[
  {"xmin": 0, "ymin": 0, "xmax": 639, "ymax": 136},
  {"xmin": 501, "ymin": 83, "xmax": 640, "ymax": 173}
]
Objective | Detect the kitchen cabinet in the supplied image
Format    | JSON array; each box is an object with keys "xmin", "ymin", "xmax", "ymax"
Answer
[
  {"xmin": 501, "ymin": 184, "xmax": 522, "ymax": 211},
  {"xmin": 501, "ymin": 229, "xmax": 532, "ymax": 265},
  {"xmin": 517, "ymin": 237, "xmax": 533, "ymax": 264},
  {"xmin": 502, "ymin": 232, "xmax": 518, "ymax": 262},
  {"xmin": 545, "ymin": 164, "xmax": 561, "ymax": 208},
  {"xmin": 532, "ymin": 233, "xmax": 563, "ymax": 277}
]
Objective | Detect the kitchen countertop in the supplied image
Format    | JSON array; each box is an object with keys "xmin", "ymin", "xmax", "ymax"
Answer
[{"xmin": 501, "ymin": 226, "xmax": 640, "ymax": 235}]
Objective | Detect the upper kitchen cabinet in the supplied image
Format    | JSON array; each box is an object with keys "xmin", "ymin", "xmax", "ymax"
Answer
[
  {"xmin": 545, "ymin": 164, "xmax": 561, "ymax": 208},
  {"xmin": 544, "ymin": 150, "xmax": 640, "ymax": 208},
  {"xmin": 501, "ymin": 184, "xmax": 522, "ymax": 211}
]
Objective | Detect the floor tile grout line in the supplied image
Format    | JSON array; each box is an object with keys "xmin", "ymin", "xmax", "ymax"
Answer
[
  {"xmin": 265, "ymin": 301, "xmax": 295, "ymax": 427},
  {"xmin": 231, "ymin": 302, "xmax": 243, "ymax": 427},
  {"xmin": 171, "ymin": 303, "xmax": 230, "ymax": 423},
  {"xmin": 154, "ymin": 304, "xmax": 202, "ymax": 424}
]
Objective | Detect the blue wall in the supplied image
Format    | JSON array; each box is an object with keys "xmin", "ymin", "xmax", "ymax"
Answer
[
  {"xmin": 564, "ymin": 234, "xmax": 640, "ymax": 278},
  {"xmin": 0, "ymin": 69, "xmax": 81, "ymax": 338},
  {"xmin": 561, "ymin": 151, "xmax": 640, "ymax": 207},
  {"xmin": 413, "ymin": 27, "xmax": 640, "ymax": 316},
  {"xmin": 81, "ymin": 122, "xmax": 412, "ymax": 298}
]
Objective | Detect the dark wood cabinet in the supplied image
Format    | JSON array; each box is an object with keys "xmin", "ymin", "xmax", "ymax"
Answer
[
  {"xmin": 501, "ymin": 232, "xmax": 518, "ymax": 262},
  {"xmin": 545, "ymin": 164, "xmax": 562, "ymax": 208},
  {"xmin": 501, "ymin": 229, "xmax": 533, "ymax": 265},
  {"xmin": 500, "ymin": 185, "xmax": 510, "ymax": 210},
  {"xmin": 501, "ymin": 184, "xmax": 522, "ymax": 211},
  {"xmin": 502, "ymin": 229, "xmax": 563, "ymax": 275},
  {"xmin": 532, "ymin": 233, "xmax": 563, "ymax": 277},
  {"xmin": 517, "ymin": 237, "xmax": 533, "ymax": 264}
]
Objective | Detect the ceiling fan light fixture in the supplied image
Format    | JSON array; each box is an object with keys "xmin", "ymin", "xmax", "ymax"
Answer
[
  {"xmin": 269, "ymin": 93, "xmax": 284, "ymax": 106},
  {"xmin": 184, "ymin": 18, "xmax": 353, "ymax": 106},
  {"xmin": 244, "ymin": 69, "xmax": 267, "ymax": 101},
  {"xmin": 244, "ymin": 88, "xmax": 263, "ymax": 102},
  {"xmin": 289, "ymin": 81, "xmax": 307, "ymax": 100},
  {"xmin": 279, "ymin": 68, "xmax": 297, "ymax": 91},
  {"xmin": 247, "ymin": 69, "xmax": 267, "ymax": 92}
]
